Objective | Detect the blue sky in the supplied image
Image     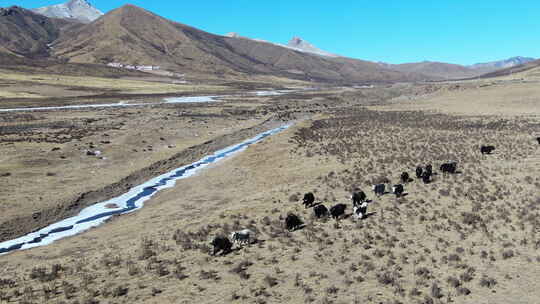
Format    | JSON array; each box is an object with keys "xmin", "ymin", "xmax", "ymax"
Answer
[{"xmin": 5, "ymin": 0, "xmax": 540, "ymax": 65}]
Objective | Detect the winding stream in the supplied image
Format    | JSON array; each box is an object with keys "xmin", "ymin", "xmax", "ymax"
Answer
[{"xmin": 0, "ymin": 124, "xmax": 290, "ymax": 255}]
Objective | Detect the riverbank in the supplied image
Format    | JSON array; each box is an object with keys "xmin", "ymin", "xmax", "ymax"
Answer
[
  {"xmin": 0, "ymin": 123, "xmax": 291, "ymax": 254},
  {"xmin": 0, "ymin": 111, "xmax": 295, "ymax": 243}
]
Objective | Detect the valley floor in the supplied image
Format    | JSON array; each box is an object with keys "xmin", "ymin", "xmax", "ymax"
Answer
[{"xmin": 0, "ymin": 77, "xmax": 539, "ymax": 304}]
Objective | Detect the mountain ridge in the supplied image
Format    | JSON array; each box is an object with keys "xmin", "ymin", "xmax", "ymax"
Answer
[
  {"xmin": 478, "ymin": 58, "xmax": 540, "ymax": 78},
  {"xmin": 469, "ymin": 56, "xmax": 535, "ymax": 71},
  {"xmin": 379, "ymin": 61, "xmax": 479, "ymax": 79},
  {"xmin": 50, "ymin": 4, "xmax": 427, "ymax": 84},
  {"xmin": 2, "ymin": 3, "xmax": 535, "ymax": 83},
  {"xmin": 224, "ymin": 33, "xmax": 337, "ymax": 57},
  {"xmin": 0, "ymin": 6, "xmax": 82, "ymax": 58},
  {"xmin": 378, "ymin": 56, "xmax": 537, "ymax": 79}
]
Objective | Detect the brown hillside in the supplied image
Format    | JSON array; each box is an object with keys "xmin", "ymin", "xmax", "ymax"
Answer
[
  {"xmin": 0, "ymin": 6, "xmax": 81, "ymax": 58},
  {"xmin": 0, "ymin": 51, "xmax": 146, "ymax": 78},
  {"xmin": 52, "ymin": 5, "xmax": 428, "ymax": 83},
  {"xmin": 223, "ymin": 37, "xmax": 426, "ymax": 83},
  {"xmin": 385, "ymin": 61, "xmax": 480, "ymax": 79},
  {"xmin": 53, "ymin": 5, "xmax": 242, "ymax": 73}
]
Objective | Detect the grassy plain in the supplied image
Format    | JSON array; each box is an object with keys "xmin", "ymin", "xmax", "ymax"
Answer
[
  {"xmin": 0, "ymin": 69, "xmax": 230, "ymax": 101},
  {"xmin": 0, "ymin": 78, "xmax": 539, "ymax": 304}
]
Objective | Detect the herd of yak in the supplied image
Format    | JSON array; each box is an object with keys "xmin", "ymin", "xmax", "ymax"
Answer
[{"xmin": 210, "ymin": 140, "xmax": 539, "ymax": 256}]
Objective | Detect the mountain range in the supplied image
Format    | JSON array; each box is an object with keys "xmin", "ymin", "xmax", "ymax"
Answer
[
  {"xmin": 377, "ymin": 61, "xmax": 479, "ymax": 79},
  {"xmin": 468, "ymin": 56, "xmax": 535, "ymax": 71},
  {"xmin": 0, "ymin": 0, "xmax": 537, "ymax": 84},
  {"xmin": 224, "ymin": 32, "xmax": 536, "ymax": 79},
  {"xmin": 225, "ymin": 33, "xmax": 338, "ymax": 58},
  {"xmin": 27, "ymin": 4, "xmax": 426, "ymax": 83},
  {"xmin": 376, "ymin": 57, "xmax": 536, "ymax": 79},
  {"xmin": 478, "ymin": 58, "xmax": 540, "ymax": 78}
]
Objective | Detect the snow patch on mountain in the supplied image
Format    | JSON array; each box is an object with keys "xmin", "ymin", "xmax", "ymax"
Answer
[
  {"xmin": 286, "ymin": 37, "xmax": 338, "ymax": 57},
  {"xmin": 223, "ymin": 33, "xmax": 338, "ymax": 58},
  {"xmin": 32, "ymin": 0, "xmax": 103, "ymax": 23}
]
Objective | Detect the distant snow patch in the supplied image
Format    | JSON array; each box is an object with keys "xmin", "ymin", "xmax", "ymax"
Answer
[
  {"xmin": 0, "ymin": 102, "xmax": 141, "ymax": 112},
  {"xmin": 0, "ymin": 90, "xmax": 297, "ymax": 113},
  {"xmin": 164, "ymin": 96, "xmax": 218, "ymax": 103},
  {"xmin": 254, "ymin": 91, "xmax": 283, "ymax": 96}
]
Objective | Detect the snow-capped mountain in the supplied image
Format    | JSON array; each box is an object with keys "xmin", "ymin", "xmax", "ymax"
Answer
[
  {"xmin": 32, "ymin": 0, "xmax": 103, "ymax": 23},
  {"xmin": 286, "ymin": 36, "xmax": 338, "ymax": 57},
  {"xmin": 224, "ymin": 33, "xmax": 338, "ymax": 58},
  {"xmin": 225, "ymin": 32, "xmax": 241, "ymax": 38}
]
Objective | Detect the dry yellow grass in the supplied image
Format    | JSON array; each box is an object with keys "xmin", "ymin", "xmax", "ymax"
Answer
[
  {"xmin": 0, "ymin": 70, "xmax": 229, "ymax": 98},
  {"xmin": 495, "ymin": 66, "xmax": 540, "ymax": 81},
  {"xmin": 371, "ymin": 80, "xmax": 540, "ymax": 118},
  {"xmin": 0, "ymin": 91, "xmax": 43, "ymax": 98},
  {"xmin": 0, "ymin": 101, "xmax": 275, "ymax": 242},
  {"xmin": 0, "ymin": 82, "xmax": 539, "ymax": 304}
]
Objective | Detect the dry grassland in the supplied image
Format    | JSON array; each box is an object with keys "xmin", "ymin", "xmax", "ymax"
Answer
[
  {"xmin": 0, "ymin": 81, "xmax": 539, "ymax": 304},
  {"xmin": 0, "ymin": 70, "xmax": 229, "ymax": 101},
  {"xmin": 0, "ymin": 99, "xmax": 281, "ymax": 242},
  {"xmin": 373, "ymin": 81, "xmax": 540, "ymax": 117}
]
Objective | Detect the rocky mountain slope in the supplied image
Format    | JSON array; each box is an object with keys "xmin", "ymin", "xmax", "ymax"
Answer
[
  {"xmin": 32, "ymin": 0, "xmax": 103, "ymax": 23},
  {"xmin": 0, "ymin": 6, "xmax": 82, "ymax": 58}
]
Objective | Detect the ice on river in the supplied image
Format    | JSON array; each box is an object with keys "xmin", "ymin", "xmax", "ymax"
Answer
[{"xmin": 0, "ymin": 124, "xmax": 291, "ymax": 255}]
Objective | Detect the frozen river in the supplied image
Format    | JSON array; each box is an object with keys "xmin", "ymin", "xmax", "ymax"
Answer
[{"xmin": 0, "ymin": 124, "xmax": 291, "ymax": 255}]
